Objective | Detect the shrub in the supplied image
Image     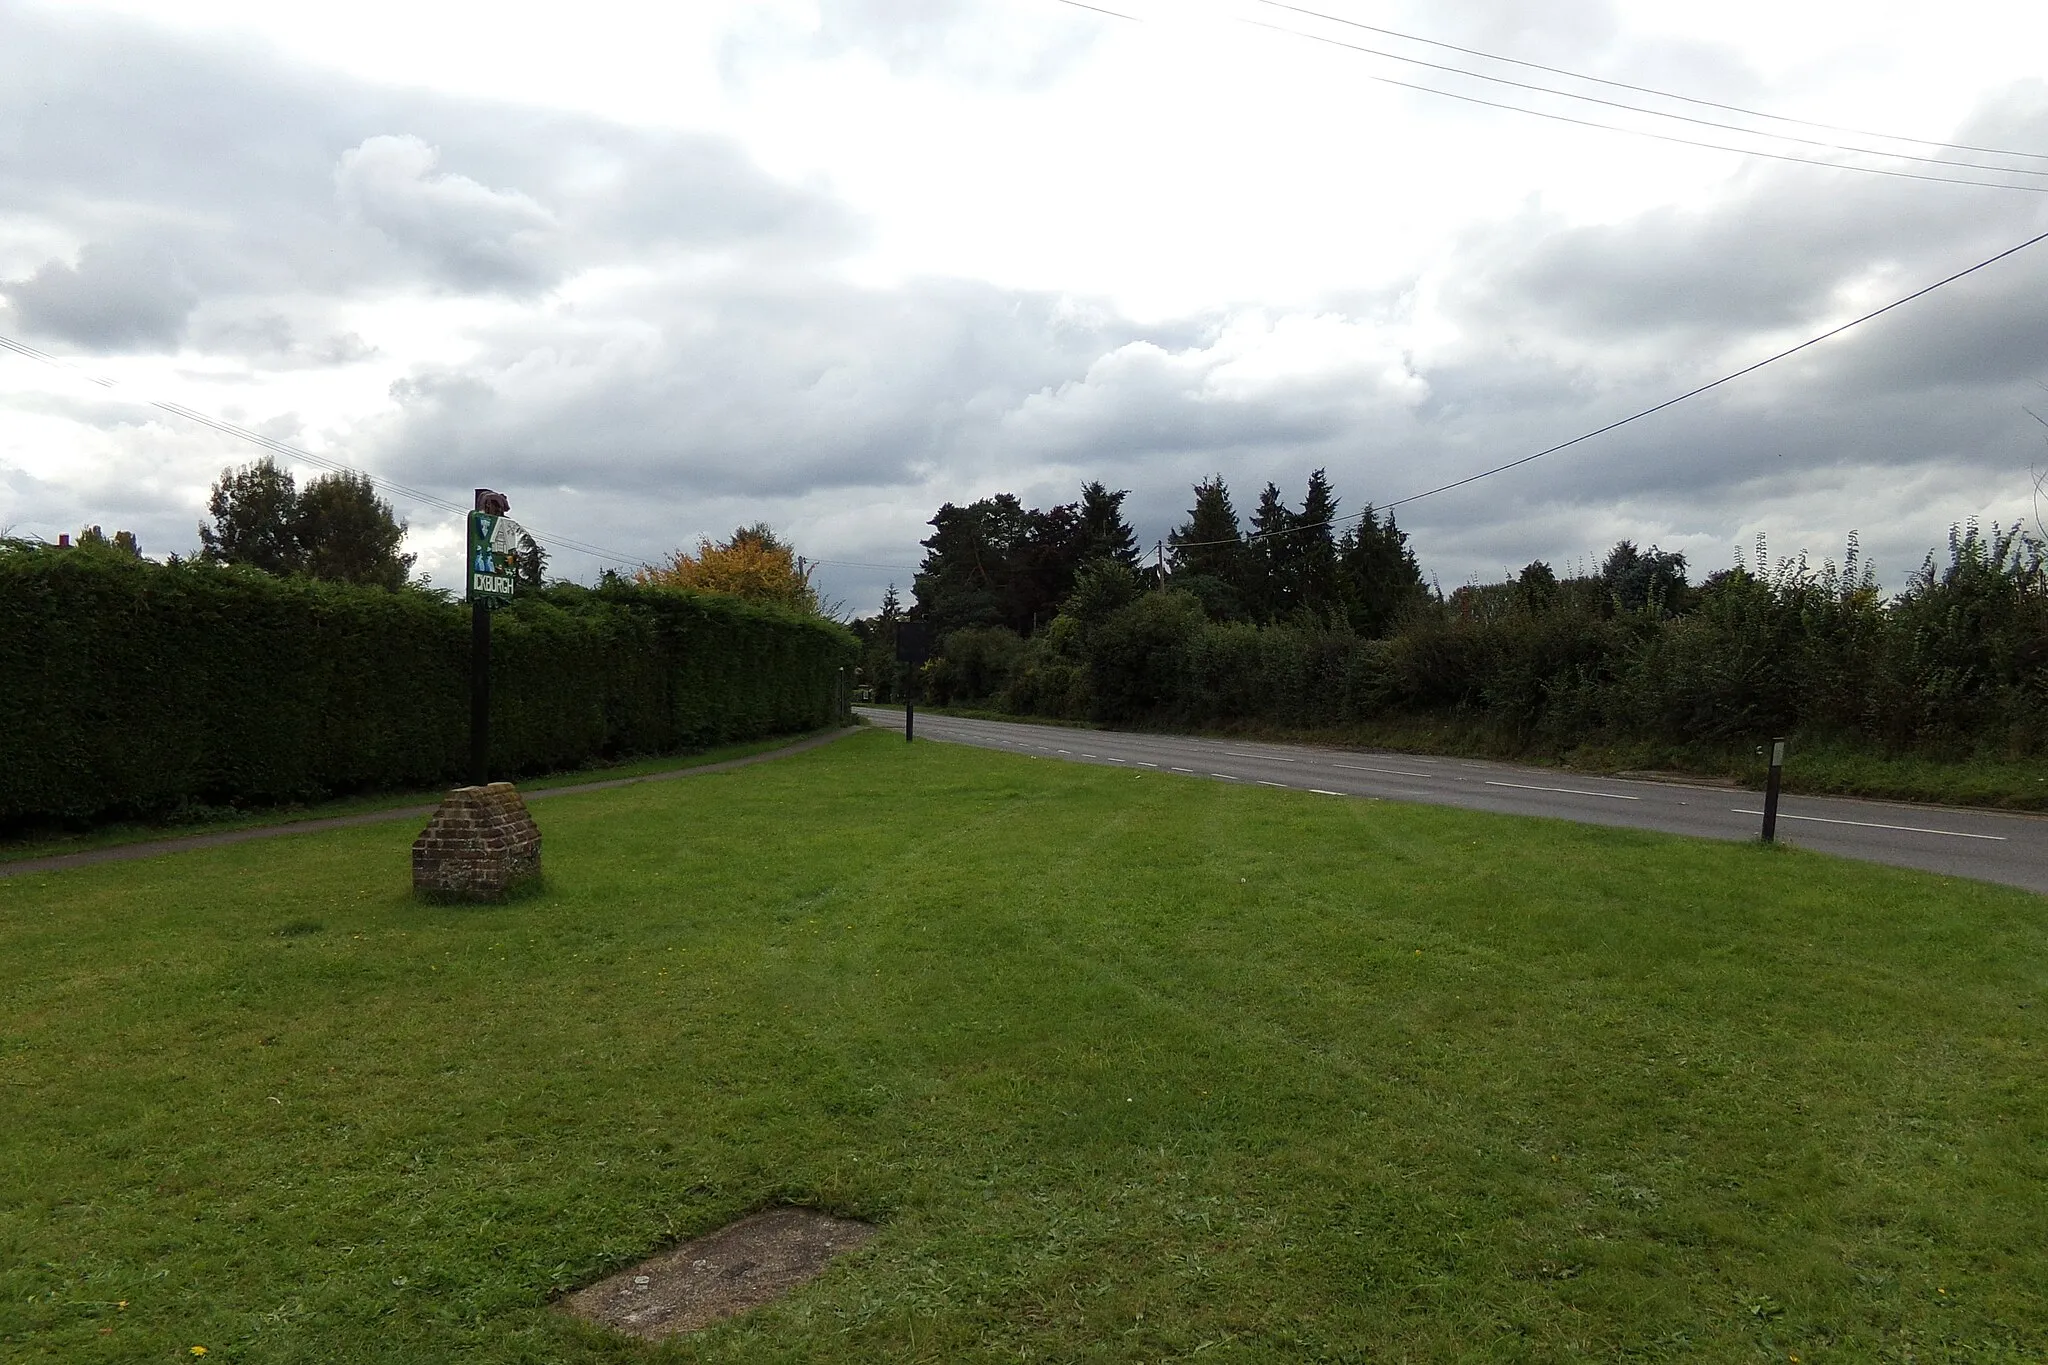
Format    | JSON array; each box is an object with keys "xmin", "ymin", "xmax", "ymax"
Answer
[{"xmin": 0, "ymin": 543, "xmax": 855, "ymax": 825}]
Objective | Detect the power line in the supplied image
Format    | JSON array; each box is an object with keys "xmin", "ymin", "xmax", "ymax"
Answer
[
  {"xmin": 1044, "ymin": 0, "xmax": 2048, "ymax": 194},
  {"xmin": 1242, "ymin": 10, "xmax": 2048, "ymax": 182},
  {"xmin": 1237, "ymin": 19, "xmax": 2048, "ymax": 194},
  {"xmin": 1378, "ymin": 224, "xmax": 2048, "ymax": 512},
  {"xmin": 811, "ymin": 558, "xmax": 920, "ymax": 572},
  {"xmin": 1256, "ymin": 1, "xmax": 2048, "ymax": 167},
  {"xmin": 1164, "ymin": 223, "xmax": 2048, "ymax": 549}
]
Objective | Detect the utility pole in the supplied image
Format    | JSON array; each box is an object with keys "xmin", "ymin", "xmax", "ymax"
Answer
[{"xmin": 1156, "ymin": 539, "xmax": 1169, "ymax": 588}]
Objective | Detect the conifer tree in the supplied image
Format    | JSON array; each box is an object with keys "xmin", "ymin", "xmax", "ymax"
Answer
[
  {"xmin": 1339, "ymin": 504, "xmax": 1428, "ymax": 635},
  {"xmin": 1248, "ymin": 482, "xmax": 1295, "ymax": 621},
  {"xmin": 1295, "ymin": 468, "xmax": 1342, "ymax": 622},
  {"xmin": 1168, "ymin": 475, "xmax": 1251, "ymax": 619},
  {"xmin": 1167, "ymin": 476, "xmax": 1244, "ymax": 575},
  {"xmin": 1077, "ymin": 481, "xmax": 1142, "ymax": 570}
]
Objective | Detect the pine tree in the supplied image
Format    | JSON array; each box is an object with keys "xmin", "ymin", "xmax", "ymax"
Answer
[
  {"xmin": 1248, "ymin": 482, "xmax": 1295, "ymax": 621},
  {"xmin": 1339, "ymin": 504, "xmax": 1428, "ymax": 636},
  {"xmin": 1168, "ymin": 475, "xmax": 1250, "ymax": 619},
  {"xmin": 1076, "ymin": 481, "xmax": 1142, "ymax": 569},
  {"xmin": 913, "ymin": 495, "xmax": 1032, "ymax": 634},
  {"xmin": 1295, "ymin": 468, "xmax": 1341, "ymax": 622}
]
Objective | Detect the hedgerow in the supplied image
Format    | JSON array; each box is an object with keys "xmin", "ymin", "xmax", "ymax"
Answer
[
  {"xmin": 924, "ymin": 524, "xmax": 2048, "ymax": 768},
  {"xmin": 0, "ymin": 542, "xmax": 855, "ymax": 824}
]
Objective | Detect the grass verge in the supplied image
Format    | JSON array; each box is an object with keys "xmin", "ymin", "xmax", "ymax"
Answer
[
  {"xmin": 3, "ymin": 730, "xmax": 2044, "ymax": 1362},
  {"xmin": 0, "ymin": 729, "xmax": 839, "ymax": 865},
  {"xmin": 925, "ymin": 706, "xmax": 2048, "ymax": 811}
]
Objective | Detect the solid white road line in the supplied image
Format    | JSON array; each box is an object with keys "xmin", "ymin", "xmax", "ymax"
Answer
[
  {"xmin": 1729, "ymin": 810, "xmax": 2006, "ymax": 840},
  {"xmin": 1487, "ymin": 780, "xmax": 1639, "ymax": 801}
]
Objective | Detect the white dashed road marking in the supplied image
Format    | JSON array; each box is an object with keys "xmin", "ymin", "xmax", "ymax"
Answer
[
  {"xmin": 1486, "ymin": 780, "xmax": 1639, "ymax": 801},
  {"xmin": 1729, "ymin": 810, "xmax": 2006, "ymax": 840}
]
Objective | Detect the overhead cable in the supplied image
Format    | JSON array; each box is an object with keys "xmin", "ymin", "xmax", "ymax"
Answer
[
  {"xmin": 1243, "ymin": 12, "xmax": 2048, "ymax": 181},
  {"xmin": 1163, "ymin": 224, "xmax": 2048, "ymax": 549},
  {"xmin": 1258, "ymin": 0, "xmax": 2048, "ymax": 166},
  {"xmin": 1047, "ymin": 0, "xmax": 2048, "ymax": 193},
  {"xmin": 1238, "ymin": 19, "xmax": 2048, "ymax": 194}
]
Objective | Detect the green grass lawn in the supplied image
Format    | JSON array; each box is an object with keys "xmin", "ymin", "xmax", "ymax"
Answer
[
  {"xmin": 0, "ymin": 730, "xmax": 838, "ymax": 865},
  {"xmin": 3, "ymin": 730, "xmax": 2044, "ymax": 1363}
]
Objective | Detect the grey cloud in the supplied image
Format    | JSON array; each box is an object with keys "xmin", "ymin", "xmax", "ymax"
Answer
[
  {"xmin": 334, "ymin": 135, "xmax": 563, "ymax": 293},
  {"xmin": 0, "ymin": 2, "xmax": 857, "ymax": 321},
  {"xmin": 2, "ymin": 238, "xmax": 198, "ymax": 350},
  {"xmin": 187, "ymin": 311, "xmax": 380, "ymax": 368},
  {"xmin": 1448, "ymin": 188, "xmax": 2024, "ymax": 346},
  {"xmin": 381, "ymin": 274, "xmax": 1151, "ymax": 499}
]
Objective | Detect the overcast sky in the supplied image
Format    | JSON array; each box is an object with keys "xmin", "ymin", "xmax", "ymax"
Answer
[{"xmin": 4, "ymin": 0, "xmax": 2046, "ymax": 611}]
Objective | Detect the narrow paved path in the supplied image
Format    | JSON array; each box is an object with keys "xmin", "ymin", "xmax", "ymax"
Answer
[
  {"xmin": 861, "ymin": 708, "xmax": 2048, "ymax": 896},
  {"xmin": 0, "ymin": 727, "xmax": 863, "ymax": 880}
]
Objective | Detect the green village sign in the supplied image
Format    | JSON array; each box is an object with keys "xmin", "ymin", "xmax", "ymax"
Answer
[{"xmin": 466, "ymin": 503, "xmax": 525, "ymax": 606}]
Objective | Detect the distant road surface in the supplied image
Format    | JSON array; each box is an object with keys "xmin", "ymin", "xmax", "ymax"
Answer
[{"xmin": 856, "ymin": 707, "xmax": 2048, "ymax": 896}]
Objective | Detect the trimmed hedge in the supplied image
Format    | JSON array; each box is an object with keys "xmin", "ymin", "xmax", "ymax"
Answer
[{"xmin": 0, "ymin": 544, "xmax": 856, "ymax": 824}]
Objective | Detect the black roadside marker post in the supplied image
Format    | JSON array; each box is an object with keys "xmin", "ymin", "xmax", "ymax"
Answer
[
  {"xmin": 895, "ymin": 621, "xmax": 932, "ymax": 743},
  {"xmin": 1760, "ymin": 737, "xmax": 1787, "ymax": 842}
]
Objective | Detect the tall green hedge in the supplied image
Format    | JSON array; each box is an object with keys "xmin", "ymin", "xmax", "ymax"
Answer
[{"xmin": 0, "ymin": 544, "xmax": 856, "ymax": 824}]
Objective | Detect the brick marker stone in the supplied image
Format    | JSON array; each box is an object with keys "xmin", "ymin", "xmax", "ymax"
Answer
[{"xmin": 411, "ymin": 782, "xmax": 542, "ymax": 902}]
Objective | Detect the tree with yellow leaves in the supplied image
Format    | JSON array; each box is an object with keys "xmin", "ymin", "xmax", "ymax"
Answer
[{"xmin": 636, "ymin": 523, "xmax": 821, "ymax": 614}]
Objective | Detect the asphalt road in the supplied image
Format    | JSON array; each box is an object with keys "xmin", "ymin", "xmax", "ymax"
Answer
[{"xmin": 857, "ymin": 707, "xmax": 2048, "ymax": 897}]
